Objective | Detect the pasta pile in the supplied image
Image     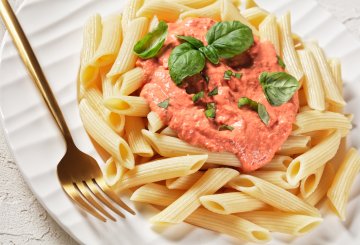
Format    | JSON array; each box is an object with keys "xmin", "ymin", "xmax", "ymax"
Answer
[{"xmin": 78, "ymin": 0, "xmax": 360, "ymax": 243}]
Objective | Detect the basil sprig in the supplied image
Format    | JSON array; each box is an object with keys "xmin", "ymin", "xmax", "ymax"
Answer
[
  {"xmin": 259, "ymin": 72, "xmax": 300, "ymax": 106},
  {"xmin": 134, "ymin": 21, "xmax": 168, "ymax": 59},
  {"xmin": 238, "ymin": 97, "xmax": 270, "ymax": 125},
  {"xmin": 176, "ymin": 35, "xmax": 204, "ymax": 49}
]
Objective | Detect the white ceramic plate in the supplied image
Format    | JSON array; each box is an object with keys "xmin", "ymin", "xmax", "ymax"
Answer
[{"xmin": 1, "ymin": 0, "xmax": 360, "ymax": 244}]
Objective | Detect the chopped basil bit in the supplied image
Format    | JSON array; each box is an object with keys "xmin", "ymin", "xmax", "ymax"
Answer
[
  {"xmin": 219, "ymin": 125, "xmax": 234, "ymax": 131},
  {"xmin": 158, "ymin": 98, "xmax": 170, "ymax": 109},
  {"xmin": 205, "ymin": 103, "xmax": 216, "ymax": 118},
  {"xmin": 277, "ymin": 55, "xmax": 286, "ymax": 69},
  {"xmin": 208, "ymin": 87, "xmax": 218, "ymax": 96},
  {"xmin": 192, "ymin": 91, "xmax": 204, "ymax": 103},
  {"xmin": 234, "ymin": 72, "xmax": 242, "ymax": 79},
  {"xmin": 224, "ymin": 70, "xmax": 242, "ymax": 80},
  {"xmin": 201, "ymin": 72, "xmax": 210, "ymax": 84},
  {"xmin": 238, "ymin": 97, "xmax": 270, "ymax": 125}
]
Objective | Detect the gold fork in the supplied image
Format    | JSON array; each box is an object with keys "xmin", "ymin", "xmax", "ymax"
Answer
[{"xmin": 0, "ymin": 0, "xmax": 135, "ymax": 221}]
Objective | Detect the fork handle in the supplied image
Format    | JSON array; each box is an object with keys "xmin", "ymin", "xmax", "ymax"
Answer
[{"xmin": 0, "ymin": 0, "xmax": 74, "ymax": 146}]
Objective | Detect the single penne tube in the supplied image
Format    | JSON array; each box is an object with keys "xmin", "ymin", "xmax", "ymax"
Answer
[
  {"xmin": 79, "ymin": 99, "xmax": 134, "ymax": 169},
  {"xmin": 82, "ymin": 87, "xmax": 125, "ymax": 134},
  {"xmin": 220, "ymin": 0, "xmax": 259, "ymax": 35},
  {"xmin": 299, "ymin": 164, "xmax": 325, "ymax": 199},
  {"xmin": 200, "ymin": 192, "xmax": 268, "ymax": 214},
  {"xmin": 160, "ymin": 126, "xmax": 177, "ymax": 137},
  {"xmin": 147, "ymin": 111, "xmax": 164, "ymax": 132},
  {"xmin": 251, "ymin": 171, "xmax": 298, "ymax": 189},
  {"xmin": 278, "ymin": 12, "xmax": 303, "ymax": 81},
  {"xmin": 101, "ymin": 68, "xmax": 117, "ymax": 99},
  {"xmin": 228, "ymin": 175, "xmax": 320, "ymax": 217},
  {"xmin": 241, "ymin": 7, "xmax": 269, "ymax": 29},
  {"xmin": 141, "ymin": 130, "xmax": 241, "ymax": 167},
  {"xmin": 238, "ymin": 211, "xmax": 322, "ymax": 236},
  {"xmin": 107, "ymin": 17, "xmax": 149, "ymax": 78},
  {"xmin": 244, "ymin": 0, "xmax": 258, "ymax": 9},
  {"xmin": 103, "ymin": 157, "xmax": 126, "ymax": 186},
  {"xmin": 92, "ymin": 14, "xmax": 122, "ymax": 67},
  {"xmin": 180, "ymin": 1, "xmax": 221, "ymax": 21},
  {"xmin": 286, "ymin": 130, "xmax": 341, "ymax": 186},
  {"xmin": 166, "ymin": 171, "xmax": 204, "ymax": 190},
  {"xmin": 170, "ymin": 0, "xmax": 217, "ymax": 8},
  {"xmin": 80, "ymin": 14, "xmax": 102, "ymax": 88},
  {"xmin": 122, "ymin": 0, "xmax": 144, "ymax": 32},
  {"xmin": 125, "ymin": 116, "xmax": 154, "ymax": 157},
  {"xmin": 297, "ymin": 49, "xmax": 326, "ymax": 111},
  {"xmin": 104, "ymin": 96, "xmax": 150, "ymax": 117},
  {"xmin": 131, "ymin": 183, "xmax": 270, "ymax": 243},
  {"xmin": 328, "ymin": 58, "xmax": 343, "ymax": 94},
  {"xmin": 259, "ymin": 155, "xmax": 293, "ymax": 171},
  {"xmin": 137, "ymin": 0, "xmax": 192, "ymax": 22},
  {"xmin": 304, "ymin": 41, "xmax": 345, "ymax": 106},
  {"xmin": 116, "ymin": 155, "xmax": 207, "ymax": 191},
  {"xmin": 113, "ymin": 67, "xmax": 144, "ymax": 96},
  {"xmin": 292, "ymin": 110, "xmax": 352, "ymax": 137},
  {"xmin": 327, "ymin": 148, "xmax": 360, "ymax": 220},
  {"xmin": 259, "ymin": 14, "xmax": 280, "ymax": 55},
  {"xmin": 276, "ymin": 135, "xmax": 311, "ymax": 156},
  {"xmin": 149, "ymin": 168, "xmax": 239, "ymax": 224},
  {"xmin": 304, "ymin": 164, "xmax": 334, "ymax": 206}
]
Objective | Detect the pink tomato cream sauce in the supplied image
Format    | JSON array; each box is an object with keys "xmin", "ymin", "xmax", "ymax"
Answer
[{"xmin": 137, "ymin": 18, "xmax": 299, "ymax": 172}]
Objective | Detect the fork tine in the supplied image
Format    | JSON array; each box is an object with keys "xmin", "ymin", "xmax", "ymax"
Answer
[
  {"xmin": 85, "ymin": 180, "xmax": 125, "ymax": 219},
  {"xmin": 76, "ymin": 182, "xmax": 116, "ymax": 222},
  {"xmin": 95, "ymin": 178, "xmax": 136, "ymax": 215},
  {"xmin": 63, "ymin": 184, "xmax": 106, "ymax": 222}
]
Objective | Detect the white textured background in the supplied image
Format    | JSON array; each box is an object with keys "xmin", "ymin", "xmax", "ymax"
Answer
[{"xmin": 0, "ymin": 0, "xmax": 359, "ymax": 244}]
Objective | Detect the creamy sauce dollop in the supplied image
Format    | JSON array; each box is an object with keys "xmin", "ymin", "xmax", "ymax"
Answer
[{"xmin": 138, "ymin": 18, "xmax": 299, "ymax": 172}]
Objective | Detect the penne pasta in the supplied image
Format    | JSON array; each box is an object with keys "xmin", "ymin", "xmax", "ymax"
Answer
[
  {"xmin": 116, "ymin": 155, "xmax": 207, "ymax": 191},
  {"xmin": 160, "ymin": 126, "xmax": 177, "ymax": 137},
  {"xmin": 147, "ymin": 111, "xmax": 164, "ymax": 132},
  {"xmin": 241, "ymin": 7, "xmax": 269, "ymax": 29},
  {"xmin": 298, "ymin": 49, "xmax": 326, "ymax": 111},
  {"xmin": 244, "ymin": 0, "xmax": 258, "ymax": 9},
  {"xmin": 142, "ymin": 130, "xmax": 241, "ymax": 167},
  {"xmin": 79, "ymin": 99, "xmax": 134, "ymax": 169},
  {"xmin": 292, "ymin": 110, "xmax": 352, "ymax": 137},
  {"xmin": 300, "ymin": 165, "xmax": 325, "ymax": 199},
  {"xmin": 238, "ymin": 211, "xmax": 322, "ymax": 236},
  {"xmin": 166, "ymin": 171, "xmax": 204, "ymax": 190},
  {"xmin": 180, "ymin": 1, "xmax": 220, "ymax": 21},
  {"xmin": 304, "ymin": 41, "xmax": 345, "ymax": 107},
  {"xmin": 169, "ymin": 0, "xmax": 217, "ymax": 8},
  {"xmin": 122, "ymin": 0, "xmax": 144, "ymax": 33},
  {"xmin": 259, "ymin": 14, "xmax": 280, "ymax": 55},
  {"xmin": 278, "ymin": 12, "xmax": 303, "ymax": 81},
  {"xmin": 328, "ymin": 58, "xmax": 344, "ymax": 113},
  {"xmin": 251, "ymin": 171, "xmax": 298, "ymax": 189},
  {"xmin": 327, "ymin": 148, "xmax": 360, "ymax": 220},
  {"xmin": 104, "ymin": 96, "xmax": 150, "ymax": 117},
  {"xmin": 131, "ymin": 183, "xmax": 184, "ymax": 205},
  {"xmin": 125, "ymin": 116, "xmax": 154, "ymax": 157},
  {"xmin": 200, "ymin": 192, "xmax": 268, "ymax": 214},
  {"xmin": 103, "ymin": 157, "xmax": 126, "ymax": 186},
  {"xmin": 228, "ymin": 175, "xmax": 320, "ymax": 216},
  {"xmin": 149, "ymin": 168, "xmax": 239, "ymax": 224},
  {"xmin": 107, "ymin": 17, "xmax": 149, "ymax": 78},
  {"xmin": 113, "ymin": 67, "xmax": 144, "ymax": 96},
  {"xmin": 277, "ymin": 135, "xmax": 311, "ymax": 156},
  {"xmin": 259, "ymin": 155, "xmax": 293, "ymax": 171},
  {"xmin": 286, "ymin": 130, "xmax": 341, "ymax": 186}
]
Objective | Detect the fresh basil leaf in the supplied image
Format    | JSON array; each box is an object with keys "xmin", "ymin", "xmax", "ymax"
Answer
[
  {"xmin": 205, "ymin": 103, "xmax": 216, "ymax": 118},
  {"xmin": 206, "ymin": 21, "xmax": 254, "ymax": 59},
  {"xmin": 134, "ymin": 21, "xmax": 168, "ymax": 59},
  {"xmin": 169, "ymin": 43, "xmax": 206, "ymax": 85},
  {"xmin": 238, "ymin": 97, "xmax": 270, "ymax": 125},
  {"xmin": 224, "ymin": 70, "xmax": 233, "ymax": 80},
  {"xmin": 192, "ymin": 91, "xmax": 204, "ymax": 102},
  {"xmin": 234, "ymin": 72, "xmax": 242, "ymax": 79},
  {"xmin": 259, "ymin": 72, "xmax": 300, "ymax": 106},
  {"xmin": 199, "ymin": 46, "xmax": 219, "ymax": 64},
  {"xmin": 219, "ymin": 125, "xmax": 234, "ymax": 131},
  {"xmin": 208, "ymin": 87, "xmax": 218, "ymax": 96},
  {"xmin": 277, "ymin": 55, "xmax": 286, "ymax": 69},
  {"xmin": 176, "ymin": 35, "xmax": 204, "ymax": 49},
  {"xmin": 158, "ymin": 98, "xmax": 170, "ymax": 109}
]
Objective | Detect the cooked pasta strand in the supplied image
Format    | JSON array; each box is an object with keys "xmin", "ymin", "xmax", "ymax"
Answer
[
  {"xmin": 166, "ymin": 171, "xmax": 204, "ymax": 190},
  {"xmin": 277, "ymin": 135, "xmax": 311, "ymax": 156},
  {"xmin": 137, "ymin": 0, "xmax": 191, "ymax": 22},
  {"xmin": 103, "ymin": 157, "xmax": 126, "ymax": 186},
  {"xmin": 259, "ymin": 14, "xmax": 280, "ymax": 55},
  {"xmin": 180, "ymin": 1, "xmax": 220, "ymax": 21},
  {"xmin": 104, "ymin": 96, "xmax": 150, "ymax": 117},
  {"xmin": 125, "ymin": 116, "xmax": 154, "ymax": 157},
  {"xmin": 113, "ymin": 67, "xmax": 144, "ymax": 96},
  {"xmin": 147, "ymin": 111, "xmax": 164, "ymax": 132},
  {"xmin": 300, "ymin": 165, "xmax": 325, "ymax": 199}
]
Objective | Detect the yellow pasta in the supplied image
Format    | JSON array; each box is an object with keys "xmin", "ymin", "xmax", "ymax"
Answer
[
  {"xmin": 259, "ymin": 14, "xmax": 280, "ymax": 55},
  {"xmin": 131, "ymin": 183, "xmax": 184, "ymax": 205},
  {"xmin": 79, "ymin": 99, "xmax": 134, "ymax": 169},
  {"xmin": 228, "ymin": 175, "xmax": 320, "ymax": 216},
  {"xmin": 304, "ymin": 41, "xmax": 345, "ymax": 107},
  {"xmin": 276, "ymin": 135, "xmax": 311, "ymax": 156},
  {"xmin": 244, "ymin": 0, "xmax": 258, "ymax": 9},
  {"xmin": 149, "ymin": 168, "xmax": 239, "ymax": 224},
  {"xmin": 327, "ymin": 148, "xmax": 360, "ymax": 220},
  {"xmin": 287, "ymin": 130, "xmax": 341, "ymax": 186},
  {"xmin": 169, "ymin": 0, "xmax": 217, "ymax": 8},
  {"xmin": 137, "ymin": 0, "xmax": 191, "ymax": 22},
  {"xmin": 239, "ymin": 211, "xmax": 322, "ymax": 236},
  {"xmin": 160, "ymin": 126, "xmax": 177, "ymax": 137},
  {"xmin": 242, "ymin": 7, "xmax": 269, "ymax": 29},
  {"xmin": 107, "ymin": 17, "xmax": 149, "ymax": 78},
  {"xmin": 200, "ymin": 192, "xmax": 268, "ymax": 214},
  {"xmin": 297, "ymin": 49, "xmax": 326, "ymax": 111},
  {"xmin": 278, "ymin": 12, "xmax": 304, "ymax": 81},
  {"xmin": 113, "ymin": 67, "xmax": 144, "ymax": 96},
  {"xmin": 180, "ymin": 1, "xmax": 220, "ymax": 21},
  {"xmin": 103, "ymin": 157, "xmax": 126, "ymax": 186},
  {"xmin": 147, "ymin": 111, "xmax": 164, "ymax": 132},
  {"xmin": 259, "ymin": 155, "xmax": 293, "ymax": 171},
  {"xmin": 328, "ymin": 58, "xmax": 344, "ymax": 113},
  {"xmin": 125, "ymin": 116, "xmax": 154, "ymax": 157},
  {"xmin": 142, "ymin": 130, "xmax": 241, "ymax": 167},
  {"xmin": 116, "ymin": 155, "xmax": 207, "ymax": 191},
  {"xmin": 166, "ymin": 171, "xmax": 204, "ymax": 190},
  {"xmin": 104, "ymin": 96, "xmax": 150, "ymax": 117},
  {"xmin": 300, "ymin": 165, "xmax": 325, "ymax": 199},
  {"xmin": 122, "ymin": 0, "xmax": 144, "ymax": 32},
  {"xmin": 251, "ymin": 171, "xmax": 298, "ymax": 189},
  {"xmin": 292, "ymin": 110, "xmax": 352, "ymax": 137}
]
